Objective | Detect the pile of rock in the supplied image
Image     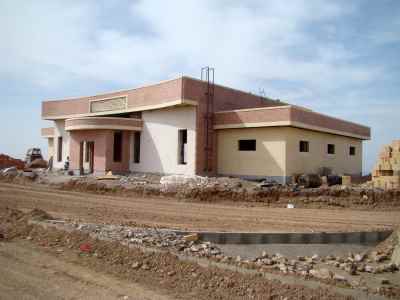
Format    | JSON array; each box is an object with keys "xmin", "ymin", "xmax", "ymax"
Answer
[
  {"xmin": 42, "ymin": 219, "xmax": 400, "ymax": 293},
  {"xmin": 233, "ymin": 250, "xmax": 399, "ymax": 288},
  {"xmin": 251, "ymin": 252, "xmax": 316, "ymax": 276},
  {"xmin": 160, "ymin": 174, "xmax": 209, "ymax": 186},
  {"xmin": 69, "ymin": 222, "xmax": 224, "ymax": 259}
]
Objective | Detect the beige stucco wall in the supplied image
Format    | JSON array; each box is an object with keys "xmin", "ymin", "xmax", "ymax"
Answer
[
  {"xmin": 130, "ymin": 106, "xmax": 196, "ymax": 175},
  {"xmin": 285, "ymin": 127, "xmax": 362, "ymax": 176},
  {"xmin": 217, "ymin": 127, "xmax": 286, "ymax": 179},
  {"xmin": 216, "ymin": 126, "xmax": 363, "ymax": 181}
]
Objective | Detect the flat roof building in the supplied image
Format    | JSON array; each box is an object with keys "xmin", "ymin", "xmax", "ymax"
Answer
[{"xmin": 41, "ymin": 76, "xmax": 370, "ymax": 183}]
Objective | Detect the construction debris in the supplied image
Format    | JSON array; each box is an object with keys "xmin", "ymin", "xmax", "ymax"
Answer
[
  {"xmin": 96, "ymin": 171, "xmax": 120, "ymax": 180},
  {"xmin": 341, "ymin": 176, "xmax": 351, "ymax": 186},
  {"xmin": 372, "ymin": 140, "xmax": 400, "ymax": 189},
  {"xmin": 160, "ymin": 175, "xmax": 209, "ymax": 186},
  {"xmin": 296, "ymin": 174, "xmax": 322, "ymax": 188},
  {"xmin": 1, "ymin": 166, "xmax": 18, "ymax": 176}
]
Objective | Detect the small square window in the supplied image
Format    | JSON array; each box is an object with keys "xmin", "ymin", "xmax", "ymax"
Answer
[
  {"xmin": 349, "ymin": 146, "xmax": 356, "ymax": 156},
  {"xmin": 327, "ymin": 144, "xmax": 335, "ymax": 154},
  {"xmin": 299, "ymin": 141, "xmax": 309, "ymax": 152},
  {"xmin": 238, "ymin": 140, "xmax": 256, "ymax": 151}
]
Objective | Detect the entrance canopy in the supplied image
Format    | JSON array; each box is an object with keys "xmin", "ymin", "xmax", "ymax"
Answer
[{"xmin": 65, "ymin": 117, "xmax": 142, "ymax": 132}]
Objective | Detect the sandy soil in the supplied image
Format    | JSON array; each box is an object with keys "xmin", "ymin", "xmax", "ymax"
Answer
[
  {"xmin": 0, "ymin": 182, "xmax": 398, "ymax": 233},
  {"xmin": 0, "ymin": 240, "xmax": 172, "ymax": 300}
]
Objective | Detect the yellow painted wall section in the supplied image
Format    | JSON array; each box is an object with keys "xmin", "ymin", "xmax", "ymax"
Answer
[
  {"xmin": 284, "ymin": 127, "xmax": 362, "ymax": 176},
  {"xmin": 217, "ymin": 127, "xmax": 286, "ymax": 177}
]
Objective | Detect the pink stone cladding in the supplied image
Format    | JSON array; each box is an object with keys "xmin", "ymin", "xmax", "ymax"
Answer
[
  {"xmin": 214, "ymin": 106, "xmax": 371, "ymax": 138},
  {"xmin": 69, "ymin": 130, "xmax": 130, "ymax": 174},
  {"xmin": 214, "ymin": 107, "xmax": 292, "ymax": 125},
  {"xmin": 41, "ymin": 127, "xmax": 55, "ymax": 137},
  {"xmin": 42, "ymin": 78, "xmax": 184, "ymax": 118},
  {"xmin": 290, "ymin": 107, "xmax": 370, "ymax": 138}
]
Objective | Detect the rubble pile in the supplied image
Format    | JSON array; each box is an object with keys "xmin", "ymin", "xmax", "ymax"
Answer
[
  {"xmin": 43, "ymin": 220, "xmax": 400, "ymax": 287},
  {"xmin": 372, "ymin": 140, "xmax": 400, "ymax": 189},
  {"xmin": 240, "ymin": 248, "xmax": 400, "ymax": 290},
  {"xmin": 57, "ymin": 176, "xmax": 400, "ymax": 208},
  {"xmin": 0, "ymin": 154, "xmax": 25, "ymax": 170},
  {"xmin": 60, "ymin": 222, "xmax": 223, "ymax": 259}
]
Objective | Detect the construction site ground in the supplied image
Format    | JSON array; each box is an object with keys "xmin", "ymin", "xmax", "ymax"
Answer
[
  {"xmin": 2, "ymin": 207, "xmax": 365, "ymax": 300},
  {"xmin": 0, "ymin": 182, "xmax": 399, "ymax": 233},
  {"xmin": 0, "ymin": 240, "xmax": 171, "ymax": 300},
  {"xmin": 1, "ymin": 179, "xmax": 400, "ymax": 299}
]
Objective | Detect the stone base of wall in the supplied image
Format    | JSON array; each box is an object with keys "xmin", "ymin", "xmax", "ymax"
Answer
[{"xmin": 218, "ymin": 174, "xmax": 291, "ymax": 185}]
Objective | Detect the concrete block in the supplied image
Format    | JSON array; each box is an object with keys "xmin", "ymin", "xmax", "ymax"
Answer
[
  {"xmin": 342, "ymin": 175, "xmax": 351, "ymax": 186},
  {"xmin": 373, "ymin": 176, "xmax": 400, "ymax": 189}
]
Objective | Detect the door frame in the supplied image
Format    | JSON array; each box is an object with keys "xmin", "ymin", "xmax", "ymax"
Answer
[
  {"xmin": 79, "ymin": 141, "xmax": 84, "ymax": 175},
  {"xmin": 88, "ymin": 141, "xmax": 94, "ymax": 174}
]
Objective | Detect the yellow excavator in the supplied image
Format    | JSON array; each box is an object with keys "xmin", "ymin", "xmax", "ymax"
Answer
[{"xmin": 24, "ymin": 148, "xmax": 47, "ymax": 169}]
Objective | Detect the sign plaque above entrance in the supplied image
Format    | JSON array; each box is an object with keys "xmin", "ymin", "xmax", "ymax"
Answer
[{"xmin": 90, "ymin": 96, "xmax": 127, "ymax": 113}]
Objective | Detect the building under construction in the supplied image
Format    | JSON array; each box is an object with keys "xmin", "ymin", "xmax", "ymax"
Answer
[{"xmin": 41, "ymin": 73, "xmax": 370, "ymax": 183}]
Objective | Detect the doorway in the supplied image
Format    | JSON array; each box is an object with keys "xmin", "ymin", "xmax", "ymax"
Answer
[
  {"xmin": 87, "ymin": 141, "xmax": 94, "ymax": 174},
  {"xmin": 79, "ymin": 141, "xmax": 95, "ymax": 175}
]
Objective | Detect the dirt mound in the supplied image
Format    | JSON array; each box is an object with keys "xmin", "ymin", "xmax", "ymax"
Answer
[
  {"xmin": 0, "ymin": 208, "xmax": 34, "ymax": 240},
  {"xmin": 0, "ymin": 154, "xmax": 25, "ymax": 170},
  {"xmin": 26, "ymin": 208, "xmax": 53, "ymax": 221},
  {"xmin": 0, "ymin": 208, "xmax": 52, "ymax": 240},
  {"xmin": 0, "ymin": 207, "xmax": 25, "ymax": 222}
]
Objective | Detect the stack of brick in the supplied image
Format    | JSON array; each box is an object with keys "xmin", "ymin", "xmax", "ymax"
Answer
[{"xmin": 372, "ymin": 140, "xmax": 400, "ymax": 189}]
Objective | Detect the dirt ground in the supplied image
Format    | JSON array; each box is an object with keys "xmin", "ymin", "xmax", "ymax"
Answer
[
  {"xmin": 0, "ymin": 240, "xmax": 171, "ymax": 300},
  {"xmin": 0, "ymin": 207, "xmax": 357, "ymax": 300},
  {"xmin": 0, "ymin": 182, "xmax": 399, "ymax": 233}
]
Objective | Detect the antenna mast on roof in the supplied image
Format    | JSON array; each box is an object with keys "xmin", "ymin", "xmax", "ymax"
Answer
[{"xmin": 201, "ymin": 66, "xmax": 215, "ymax": 173}]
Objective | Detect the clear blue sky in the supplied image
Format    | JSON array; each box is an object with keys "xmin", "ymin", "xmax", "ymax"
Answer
[{"xmin": 1, "ymin": 0, "xmax": 399, "ymax": 174}]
